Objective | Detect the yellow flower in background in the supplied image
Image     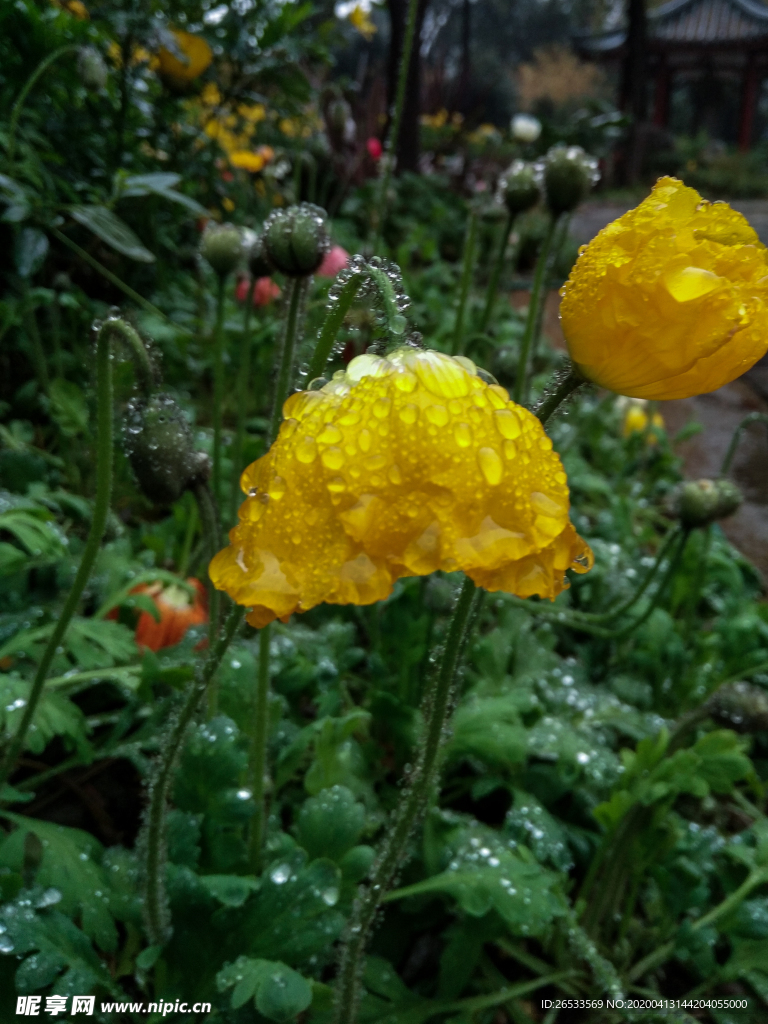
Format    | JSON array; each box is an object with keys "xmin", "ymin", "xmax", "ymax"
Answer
[
  {"xmin": 210, "ymin": 349, "xmax": 592, "ymax": 628},
  {"xmin": 335, "ymin": 0, "xmax": 379, "ymax": 38},
  {"xmin": 52, "ymin": 0, "xmax": 89, "ymax": 19},
  {"xmin": 107, "ymin": 41, "xmax": 157, "ymax": 69},
  {"xmin": 201, "ymin": 82, "xmax": 222, "ymax": 107},
  {"xmin": 157, "ymin": 31, "xmax": 213, "ymax": 85},
  {"xmin": 560, "ymin": 177, "xmax": 768, "ymax": 400},
  {"xmin": 619, "ymin": 398, "xmax": 665, "ymax": 443},
  {"xmin": 238, "ymin": 103, "xmax": 266, "ymax": 124},
  {"xmin": 421, "ymin": 109, "xmax": 449, "ymax": 129},
  {"xmin": 229, "ymin": 146, "xmax": 274, "ymax": 172}
]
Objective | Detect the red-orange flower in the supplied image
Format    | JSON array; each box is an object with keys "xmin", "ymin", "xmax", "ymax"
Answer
[
  {"xmin": 111, "ymin": 578, "xmax": 207, "ymax": 651},
  {"xmin": 235, "ymin": 275, "xmax": 281, "ymax": 307}
]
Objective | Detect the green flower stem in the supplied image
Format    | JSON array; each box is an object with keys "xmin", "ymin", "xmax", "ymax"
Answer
[
  {"xmin": 143, "ymin": 603, "xmax": 245, "ymax": 945},
  {"xmin": 23, "ymin": 300, "xmax": 49, "ymax": 394},
  {"xmin": 373, "ymin": 0, "xmax": 420, "ymax": 252},
  {"xmin": 270, "ymin": 277, "xmax": 306, "ymax": 444},
  {"xmin": 452, "ymin": 208, "xmax": 479, "ymax": 354},
  {"xmin": 513, "ymin": 214, "xmax": 558, "ymax": 405},
  {"xmin": 7, "ymin": 44, "xmax": 80, "ymax": 162},
  {"xmin": 248, "ymin": 625, "xmax": 271, "ymax": 873},
  {"xmin": 97, "ymin": 316, "xmax": 156, "ymax": 397},
  {"xmin": 178, "ymin": 493, "xmax": 199, "ymax": 578},
  {"xmin": 231, "ymin": 281, "xmax": 256, "ymax": 525},
  {"xmin": 52, "ymin": 228, "xmax": 182, "ymax": 329},
  {"xmin": 480, "ymin": 211, "xmax": 514, "ymax": 332},
  {"xmin": 334, "ymin": 576, "xmax": 478, "ymax": 1024},
  {"xmin": 534, "ymin": 365, "xmax": 586, "ymax": 425},
  {"xmin": 628, "ymin": 863, "xmax": 768, "ymax": 983},
  {"xmin": 306, "ymin": 272, "xmax": 365, "ymax": 383},
  {"xmin": 529, "ymin": 213, "xmax": 569, "ymax": 369},
  {"xmin": 212, "ymin": 275, "xmax": 227, "ymax": 504},
  {"xmin": 0, "ymin": 316, "xmax": 116, "ymax": 796},
  {"xmin": 191, "ymin": 479, "xmax": 223, "ymax": 720},
  {"xmin": 721, "ymin": 412, "xmax": 768, "ymax": 476}
]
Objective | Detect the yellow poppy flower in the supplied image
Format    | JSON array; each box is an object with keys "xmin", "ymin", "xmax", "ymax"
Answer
[
  {"xmin": 210, "ymin": 349, "xmax": 592, "ymax": 628},
  {"xmin": 157, "ymin": 31, "xmax": 213, "ymax": 84},
  {"xmin": 229, "ymin": 151, "xmax": 266, "ymax": 172},
  {"xmin": 619, "ymin": 398, "xmax": 664, "ymax": 442},
  {"xmin": 560, "ymin": 177, "xmax": 768, "ymax": 400}
]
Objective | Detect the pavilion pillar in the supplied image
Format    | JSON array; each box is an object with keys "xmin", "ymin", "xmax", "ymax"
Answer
[
  {"xmin": 653, "ymin": 57, "xmax": 671, "ymax": 127},
  {"xmin": 739, "ymin": 54, "xmax": 759, "ymax": 152}
]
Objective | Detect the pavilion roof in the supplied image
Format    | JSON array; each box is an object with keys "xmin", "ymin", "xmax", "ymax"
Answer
[{"xmin": 578, "ymin": 0, "xmax": 768, "ymax": 53}]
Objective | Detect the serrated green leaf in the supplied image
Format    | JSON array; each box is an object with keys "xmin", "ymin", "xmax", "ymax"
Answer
[
  {"xmin": 296, "ymin": 785, "xmax": 365, "ymax": 861},
  {"xmin": 48, "ymin": 378, "xmax": 89, "ymax": 438}
]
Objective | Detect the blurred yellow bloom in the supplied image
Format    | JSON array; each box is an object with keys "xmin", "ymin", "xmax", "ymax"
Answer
[
  {"xmin": 157, "ymin": 31, "xmax": 213, "ymax": 85},
  {"xmin": 560, "ymin": 177, "xmax": 768, "ymax": 400},
  {"xmin": 421, "ymin": 109, "xmax": 449, "ymax": 129},
  {"xmin": 107, "ymin": 41, "xmax": 157, "ymax": 69},
  {"xmin": 201, "ymin": 83, "xmax": 222, "ymax": 106},
  {"xmin": 53, "ymin": 0, "xmax": 89, "ymax": 19},
  {"xmin": 620, "ymin": 399, "xmax": 664, "ymax": 442},
  {"xmin": 210, "ymin": 348, "xmax": 592, "ymax": 627},
  {"xmin": 222, "ymin": 197, "xmax": 235, "ymax": 212},
  {"xmin": 229, "ymin": 151, "xmax": 265, "ymax": 172},
  {"xmin": 238, "ymin": 103, "xmax": 266, "ymax": 123}
]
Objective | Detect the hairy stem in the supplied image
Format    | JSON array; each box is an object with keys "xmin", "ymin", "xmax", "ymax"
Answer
[
  {"xmin": 721, "ymin": 411, "xmax": 768, "ymax": 476},
  {"xmin": 534, "ymin": 365, "xmax": 585, "ymax": 426},
  {"xmin": 334, "ymin": 577, "xmax": 478, "ymax": 1024},
  {"xmin": 0, "ymin": 316, "xmax": 116, "ymax": 795},
  {"xmin": 513, "ymin": 214, "xmax": 557, "ymax": 405},
  {"xmin": 231, "ymin": 281, "xmax": 255, "ymax": 524},
  {"xmin": 452, "ymin": 208, "xmax": 479, "ymax": 354},
  {"xmin": 373, "ymin": 0, "xmax": 420, "ymax": 251},
  {"xmin": 248, "ymin": 625, "xmax": 272, "ymax": 873},
  {"xmin": 480, "ymin": 211, "xmax": 514, "ymax": 332},
  {"xmin": 142, "ymin": 604, "xmax": 245, "ymax": 945},
  {"xmin": 306, "ymin": 273, "xmax": 365, "ymax": 383},
  {"xmin": 212, "ymin": 275, "xmax": 227, "ymax": 504}
]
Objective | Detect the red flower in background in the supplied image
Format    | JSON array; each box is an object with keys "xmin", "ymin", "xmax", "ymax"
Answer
[
  {"xmin": 367, "ymin": 137, "xmax": 383, "ymax": 161},
  {"xmin": 235, "ymin": 275, "xmax": 281, "ymax": 306},
  {"xmin": 316, "ymin": 245, "xmax": 349, "ymax": 278},
  {"xmin": 110, "ymin": 578, "xmax": 208, "ymax": 652}
]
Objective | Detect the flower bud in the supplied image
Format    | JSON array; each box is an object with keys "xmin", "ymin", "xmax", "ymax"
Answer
[
  {"xmin": 78, "ymin": 47, "xmax": 108, "ymax": 91},
  {"xmin": 511, "ymin": 113, "xmax": 542, "ymax": 143},
  {"xmin": 540, "ymin": 145, "xmax": 599, "ymax": 216},
  {"xmin": 263, "ymin": 203, "xmax": 330, "ymax": 277},
  {"xmin": 674, "ymin": 478, "xmax": 743, "ymax": 529},
  {"xmin": 497, "ymin": 160, "xmax": 541, "ymax": 217},
  {"xmin": 707, "ymin": 682, "xmax": 768, "ymax": 733},
  {"xmin": 124, "ymin": 394, "xmax": 210, "ymax": 505},
  {"xmin": 200, "ymin": 222, "xmax": 243, "ymax": 278}
]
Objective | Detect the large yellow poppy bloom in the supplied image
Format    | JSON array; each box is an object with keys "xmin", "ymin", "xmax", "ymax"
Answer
[
  {"xmin": 560, "ymin": 177, "xmax": 768, "ymax": 399},
  {"xmin": 210, "ymin": 349, "xmax": 592, "ymax": 628}
]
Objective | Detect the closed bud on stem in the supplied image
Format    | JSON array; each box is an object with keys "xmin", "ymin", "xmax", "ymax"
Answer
[
  {"xmin": 706, "ymin": 681, "xmax": 768, "ymax": 732},
  {"xmin": 497, "ymin": 160, "xmax": 541, "ymax": 216},
  {"xmin": 674, "ymin": 478, "xmax": 743, "ymax": 528},
  {"xmin": 539, "ymin": 145, "xmax": 599, "ymax": 216},
  {"xmin": 124, "ymin": 394, "xmax": 210, "ymax": 505},
  {"xmin": 263, "ymin": 203, "xmax": 330, "ymax": 277},
  {"xmin": 201, "ymin": 223, "xmax": 243, "ymax": 279},
  {"xmin": 78, "ymin": 47, "xmax": 108, "ymax": 91}
]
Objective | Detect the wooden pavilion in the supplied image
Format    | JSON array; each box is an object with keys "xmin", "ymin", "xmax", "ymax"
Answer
[{"xmin": 576, "ymin": 0, "xmax": 768, "ymax": 150}]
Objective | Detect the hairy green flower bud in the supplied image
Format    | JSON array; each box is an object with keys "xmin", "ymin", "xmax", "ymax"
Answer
[
  {"xmin": 124, "ymin": 394, "xmax": 210, "ymax": 505},
  {"xmin": 497, "ymin": 160, "xmax": 541, "ymax": 216},
  {"xmin": 200, "ymin": 222, "xmax": 243, "ymax": 279},
  {"xmin": 707, "ymin": 681, "xmax": 768, "ymax": 733},
  {"xmin": 674, "ymin": 478, "xmax": 743, "ymax": 529},
  {"xmin": 263, "ymin": 203, "xmax": 330, "ymax": 277},
  {"xmin": 539, "ymin": 145, "xmax": 599, "ymax": 216},
  {"xmin": 78, "ymin": 47, "xmax": 108, "ymax": 91}
]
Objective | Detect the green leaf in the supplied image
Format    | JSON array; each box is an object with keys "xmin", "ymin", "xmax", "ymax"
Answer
[
  {"xmin": 217, "ymin": 956, "xmax": 312, "ymax": 1021},
  {"xmin": 0, "ymin": 816, "xmax": 118, "ymax": 952},
  {"xmin": 0, "ymin": 507, "xmax": 66, "ymax": 564},
  {"xmin": 70, "ymin": 205, "xmax": 155, "ymax": 263},
  {"xmin": 296, "ymin": 785, "xmax": 365, "ymax": 861},
  {"xmin": 199, "ymin": 874, "xmax": 259, "ymax": 908},
  {"xmin": 48, "ymin": 378, "xmax": 89, "ymax": 438},
  {"xmin": 0, "ymin": 618, "xmax": 137, "ymax": 670},
  {"xmin": 117, "ymin": 172, "xmax": 207, "ymax": 215},
  {"xmin": 0, "ymin": 675, "xmax": 88, "ymax": 756},
  {"xmin": 692, "ymin": 730, "xmax": 752, "ymax": 794},
  {"xmin": 15, "ymin": 227, "xmax": 49, "ymax": 278}
]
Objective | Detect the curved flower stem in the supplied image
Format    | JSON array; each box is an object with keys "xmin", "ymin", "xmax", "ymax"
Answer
[
  {"xmin": 534, "ymin": 364, "xmax": 586, "ymax": 425},
  {"xmin": 212, "ymin": 275, "xmax": 228, "ymax": 505},
  {"xmin": 306, "ymin": 273, "xmax": 365, "ymax": 383},
  {"xmin": 52, "ymin": 228, "xmax": 178, "ymax": 328},
  {"xmin": 142, "ymin": 604, "xmax": 245, "ymax": 945},
  {"xmin": 230, "ymin": 282, "xmax": 256, "ymax": 525},
  {"xmin": 452, "ymin": 209, "xmax": 479, "ymax": 354},
  {"xmin": 98, "ymin": 316, "xmax": 156, "ymax": 398},
  {"xmin": 480, "ymin": 211, "xmax": 514, "ymax": 333},
  {"xmin": 513, "ymin": 214, "xmax": 557, "ymax": 405},
  {"xmin": 248, "ymin": 625, "xmax": 271, "ymax": 873},
  {"xmin": 7, "ymin": 45, "xmax": 80, "ymax": 162},
  {"xmin": 628, "ymin": 863, "xmax": 768, "ymax": 984},
  {"xmin": 334, "ymin": 577, "xmax": 479, "ymax": 1024},
  {"xmin": 0, "ymin": 316, "xmax": 116, "ymax": 796},
  {"xmin": 373, "ymin": 0, "xmax": 420, "ymax": 252},
  {"xmin": 270, "ymin": 277, "xmax": 306, "ymax": 443},
  {"xmin": 721, "ymin": 412, "xmax": 768, "ymax": 476}
]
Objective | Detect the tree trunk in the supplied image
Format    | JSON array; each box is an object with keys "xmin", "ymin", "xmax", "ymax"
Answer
[
  {"xmin": 385, "ymin": 0, "xmax": 430, "ymax": 174},
  {"xmin": 621, "ymin": 0, "xmax": 648, "ymax": 183}
]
